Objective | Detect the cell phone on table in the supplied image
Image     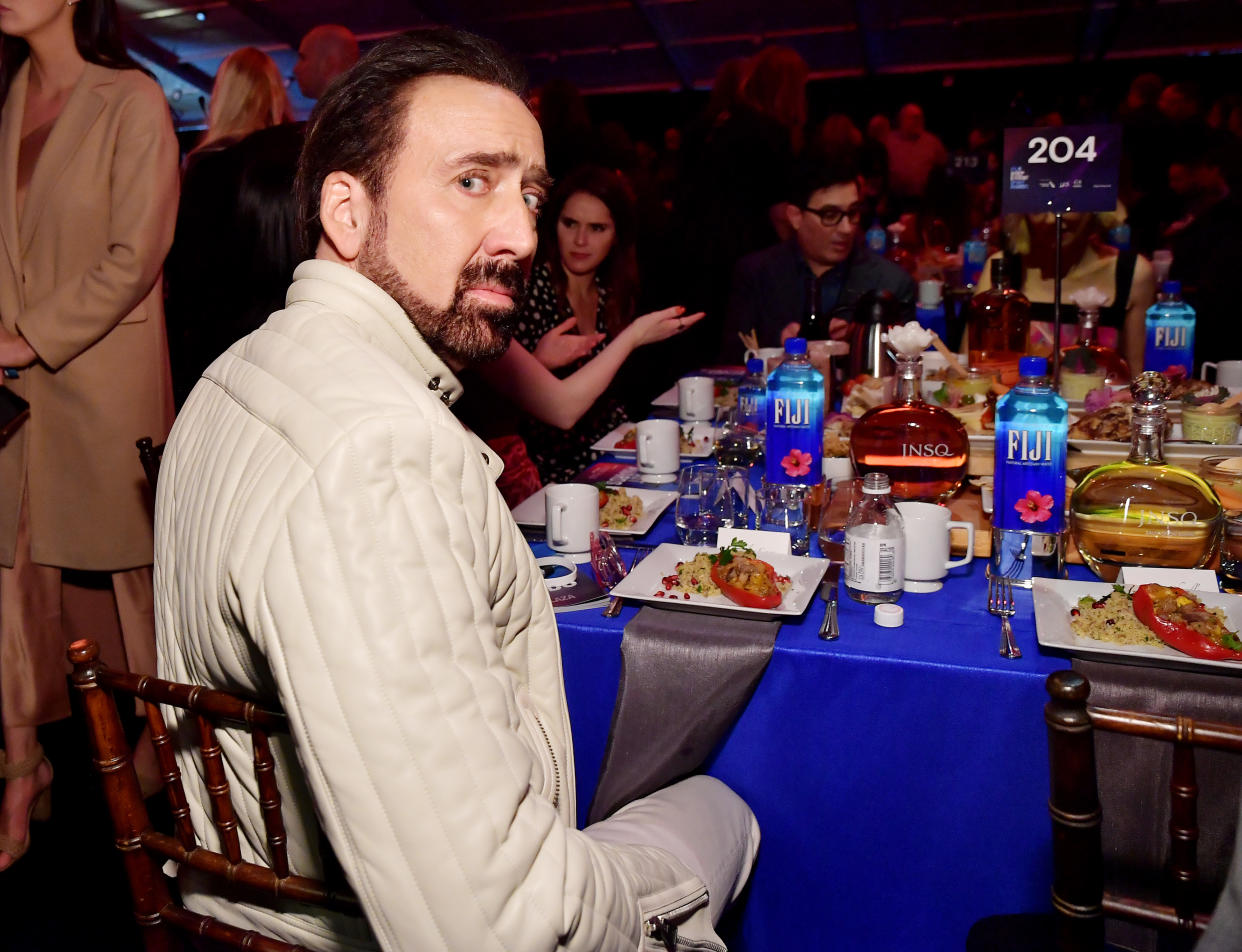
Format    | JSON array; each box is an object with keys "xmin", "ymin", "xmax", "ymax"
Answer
[{"xmin": 0, "ymin": 386, "xmax": 30, "ymax": 442}]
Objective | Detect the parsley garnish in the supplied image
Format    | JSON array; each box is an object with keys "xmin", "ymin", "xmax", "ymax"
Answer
[{"xmin": 713, "ymin": 538, "xmax": 754, "ymax": 566}]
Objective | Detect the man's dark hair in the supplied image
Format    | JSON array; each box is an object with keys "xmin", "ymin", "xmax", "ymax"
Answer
[
  {"xmin": 789, "ymin": 151, "xmax": 861, "ymax": 208},
  {"xmin": 295, "ymin": 28, "xmax": 526, "ymax": 252}
]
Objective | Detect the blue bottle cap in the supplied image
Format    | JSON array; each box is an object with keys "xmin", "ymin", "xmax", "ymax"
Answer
[
  {"xmin": 784, "ymin": 337, "xmax": 808, "ymax": 355},
  {"xmin": 1161, "ymin": 280, "xmax": 1181, "ymax": 295},
  {"xmin": 1019, "ymin": 356, "xmax": 1047, "ymax": 377},
  {"xmin": 746, "ymin": 358, "xmax": 765, "ymax": 374}
]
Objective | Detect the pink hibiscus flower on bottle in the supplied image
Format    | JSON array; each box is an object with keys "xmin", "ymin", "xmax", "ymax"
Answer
[
  {"xmin": 780, "ymin": 448, "xmax": 813, "ymax": 479},
  {"xmin": 1014, "ymin": 490, "xmax": 1055, "ymax": 524}
]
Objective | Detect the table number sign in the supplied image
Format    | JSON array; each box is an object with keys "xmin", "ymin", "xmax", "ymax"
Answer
[{"xmin": 1001, "ymin": 124, "xmax": 1121, "ymax": 215}]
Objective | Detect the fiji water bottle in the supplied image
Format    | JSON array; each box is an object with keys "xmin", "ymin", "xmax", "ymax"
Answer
[
  {"xmin": 992, "ymin": 356, "xmax": 1068, "ymax": 580},
  {"xmin": 961, "ymin": 231, "xmax": 987, "ymax": 287},
  {"xmin": 737, "ymin": 358, "xmax": 767, "ymax": 430},
  {"xmin": 865, "ymin": 220, "xmax": 886, "ymax": 255},
  {"xmin": 1144, "ymin": 280, "xmax": 1195, "ymax": 377},
  {"xmin": 764, "ymin": 338, "xmax": 824, "ymax": 486}
]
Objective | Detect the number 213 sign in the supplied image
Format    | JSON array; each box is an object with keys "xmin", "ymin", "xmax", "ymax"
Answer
[{"xmin": 1001, "ymin": 124, "xmax": 1121, "ymax": 214}]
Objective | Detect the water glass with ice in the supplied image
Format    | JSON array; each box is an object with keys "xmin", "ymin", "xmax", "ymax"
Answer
[{"xmin": 676, "ymin": 464, "xmax": 736, "ymax": 545}]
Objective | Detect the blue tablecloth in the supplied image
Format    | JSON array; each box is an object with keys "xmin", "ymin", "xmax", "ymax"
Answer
[{"xmin": 541, "ymin": 490, "xmax": 1086, "ymax": 951}]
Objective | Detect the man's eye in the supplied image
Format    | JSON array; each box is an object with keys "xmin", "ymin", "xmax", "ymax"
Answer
[
  {"xmin": 459, "ymin": 175, "xmax": 485, "ymax": 192},
  {"xmin": 524, "ymin": 193, "xmax": 543, "ymax": 212}
]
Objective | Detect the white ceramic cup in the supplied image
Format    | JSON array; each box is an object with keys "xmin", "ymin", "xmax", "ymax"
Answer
[
  {"xmin": 635, "ymin": 418, "xmax": 681, "ymax": 480},
  {"xmin": 743, "ymin": 346, "xmax": 786, "ymax": 377},
  {"xmin": 545, "ymin": 483, "xmax": 597, "ymax": 558},
  {"xmin": 678, "ymin": 376, "xmax": 715, "ymax": 421},
  {"xmin": 1201, "ymin": 360, "xmax": 1242, "ymax": 389},
  {"xmin": 917, "ymin": 279, "xmax": 943, "ymax": 307},
  {"xmin": 895, "ymin": 501, "xmax": 975, "ymax": 593}
]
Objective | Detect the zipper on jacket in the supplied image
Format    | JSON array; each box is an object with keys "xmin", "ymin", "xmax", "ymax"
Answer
[
  {"xmin": 529, "ymin": 708, "xmax": 560, "ymax": 810},
  {"xmin": 643, "ymin": 888, "xmax": 723, "ymax": 952}
]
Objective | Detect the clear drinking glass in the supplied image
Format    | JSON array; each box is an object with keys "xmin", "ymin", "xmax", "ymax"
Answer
[
  {"xmin": 676, "ymin": 464, "xmax": 736, "ymax": 545},
  {"xmin": 758, "ymin": 479, "xmax": 811, "ymax": 555}
]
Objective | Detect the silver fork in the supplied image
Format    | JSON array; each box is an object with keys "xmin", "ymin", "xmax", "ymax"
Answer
[{"xmin": 987, "ymin": 572, "xmax": 1021, "ymax": 659}]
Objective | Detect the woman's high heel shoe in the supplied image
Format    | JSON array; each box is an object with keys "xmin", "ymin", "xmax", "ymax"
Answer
[{"xmin": 0, "ymin": 743, "xmax": 53, "ymax": 869}]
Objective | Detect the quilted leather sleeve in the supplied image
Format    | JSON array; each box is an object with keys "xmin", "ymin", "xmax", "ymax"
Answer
[{"xmin": 245, "ymin": 409, "xmax": 718, "ymax": 951}]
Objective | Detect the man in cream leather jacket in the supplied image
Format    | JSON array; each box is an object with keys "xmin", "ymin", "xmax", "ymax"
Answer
[{"xmin": 154, "ymin": 29, "xmax": 758, "ymax": 952}]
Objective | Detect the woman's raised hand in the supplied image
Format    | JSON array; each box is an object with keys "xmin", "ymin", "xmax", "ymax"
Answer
[
  {"xmin": 532, "ymin": 317, "xmax": 606, "ymax": 370},
  {"xmin": 627, "ymin": 306, "xmax": 705, "ymax": 348}
]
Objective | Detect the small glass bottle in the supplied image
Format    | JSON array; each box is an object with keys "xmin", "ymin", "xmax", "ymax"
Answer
[
  {"xmin": 966, "ymin": 257, "xmax": 1030, "ymax": 386},
  {"xmin": 764, "ymin": 338, "xmax": 824, "ymax": 487},
  {"xmin": 844, "ymin": 472, "xmax": 905, "ymax": 605},
  {"xmin": 849, "ymin": 352, "xmax": 970, "ymax": 502},
  {"xmin": 1070, "ymin": 373, "xmax": 1224, "ymax": 582},
  {"xmin": 1059, "ymin": 304, "xmax": 1131, "ymax": 398},
  {"xmin": 1143, "ymin": 280, "xmax": 1196, "ymax": 377}
]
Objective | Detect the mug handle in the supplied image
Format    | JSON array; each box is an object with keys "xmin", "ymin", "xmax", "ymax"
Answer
[
  {"xmin": 945, "ymin": 520, "xmax": 975, "ymax": 569},
  {"xmin": 548, "ymin": 502, "xmax": 566, "ymax": 547},
  {"xmin": 637, "ymin": 431, "xmax": 651, "ymax": 471},
  {"xmin": 1201, "ymin": 362, "xmax": 1218, "ymax": 381},
  {"xmin": 743, "ymin": 347, "xmax": 758, "ymax": 364}
]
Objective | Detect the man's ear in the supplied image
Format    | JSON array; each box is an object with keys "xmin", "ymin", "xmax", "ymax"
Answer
[
  {"xmin": 317, "ymin": 171, "xmax": 371, "ymax": 263},
  {"xmin": 785, "ymin": 203, "xmax": 804, "ymax": 234}
]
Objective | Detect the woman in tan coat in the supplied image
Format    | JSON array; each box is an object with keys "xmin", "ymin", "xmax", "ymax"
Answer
[{"xmin": 0, "ymin": 0, "xmax": 178, "ymax": 869}]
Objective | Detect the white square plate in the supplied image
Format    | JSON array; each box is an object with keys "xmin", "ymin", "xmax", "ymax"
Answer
[
  {"xmin": 1031, "ymin": 577, "xmax": 1242, "ymax": 675},
  {"xmin": 510, "ymin": 486, "xmax": 676, "ymax": 536},
  {"xmin": 1068, "ymin": 424, "xmax": 1242, "ymax": 463},
  {"xmin": 609, "ymin": 543, "xmax": 829, "ymax": 619},
  {"xmin": 590, "ymin": 421, "xmax": 716, "ymax": 459}
]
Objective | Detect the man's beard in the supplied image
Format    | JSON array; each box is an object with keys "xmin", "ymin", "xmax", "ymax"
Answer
[{"xmin": 357, "ymin": 219, "xmax": 526, "ymax": 366}]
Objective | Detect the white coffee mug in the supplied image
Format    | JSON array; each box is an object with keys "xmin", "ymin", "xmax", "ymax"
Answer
[
  {"xmin": 635, "ymin": 418, "xmax": 681, "ymax": 481},
  {"xmin": 1201, "ymin": 360, "xmax": 1242, "ymax": 389},
  {"xmin": 545, "ymin": 483, "xmax": 597, "ymax": 559},
  {"xmin": 895, "ymin": 501, "xmax": 975, "ymax": 593},
  {"xmin": 743, "ymin": 346, "xmax": 786, "ymax": 377},
  {"xmin": 678, "ymin": 376, "xmax": 715, "ymax": 421}
]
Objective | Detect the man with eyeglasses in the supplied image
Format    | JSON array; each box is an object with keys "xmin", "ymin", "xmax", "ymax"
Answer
[{"xmin": 723, "ymin": 153, "xmax": 916, "ymax": 356}]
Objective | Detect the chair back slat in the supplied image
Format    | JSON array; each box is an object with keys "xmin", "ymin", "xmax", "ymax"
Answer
[
  {"xmin": 136, "ymin": 437, "xmax": 164, "ymax": 495},
  {"xmin": 1168, "ymin": 740, "xmax": 1199, "ymax": 923},
  {"xmin": 196, "ymin": 713, "xmax": 243, "ymax": 864},
  {"xmin": 68, "ymin": 641, "xmax": 179, "ymax": 951},
  {"xmin": 1046, "ymin": 670, "xmax": 1242, "ymax": 951},
  {"xmin": 159, "ymin": 905, "xmax": 308, "ymax": 952},
  {"xmin": 145, "ymin": 701, "xmax": 197, "ymax": 850},
  {"xmin": 140, "ymin": 830, "xmax": 360, "ymax": 913},
  {"xmin": 67, "ymin": 638, "xmax": 361, "ymax": 951},
  {"xmin": 253, "ymin": 730, "xmax": 291, "ymax": 879},
  {"xmin": 97, "ymin": 666, "xmax": 288, "ymax": 732}
]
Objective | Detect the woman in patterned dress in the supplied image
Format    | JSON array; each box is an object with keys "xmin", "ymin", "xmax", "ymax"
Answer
[{"xmin": 505, "ymin": 165, "xmax": 695, "ymax": 483}]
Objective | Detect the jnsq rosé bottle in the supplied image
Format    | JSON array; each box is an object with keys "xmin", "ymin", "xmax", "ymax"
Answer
[{"xmin": 849, "ymin": 352, "xmax": 969, "ymax": 502}]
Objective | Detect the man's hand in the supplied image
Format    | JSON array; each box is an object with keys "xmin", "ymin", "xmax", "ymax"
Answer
[
  {"xmin": 779, "ymin": 321, "xmax": 801, "ymax": 345},
  {"xmin": 0, "ymin": 327, "xmax": 36, "ymax": 369},
  {"xmin": 532, "ymin": 317, "xmax": 605, "ymax": 370}
]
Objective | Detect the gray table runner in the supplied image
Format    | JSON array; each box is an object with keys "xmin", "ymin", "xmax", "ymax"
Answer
[
  {"xmin": 587, "ymin": 606, "xmax": 779, "ymax": 824},
  {"xmin": 1072, "ymin": 659, "xmax": 1242, "ymax": 951}
]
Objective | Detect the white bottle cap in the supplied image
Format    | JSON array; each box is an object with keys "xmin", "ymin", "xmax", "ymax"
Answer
[{"xmin": 874, "ymin": 603, "xmax": 904, "ymax": 627}]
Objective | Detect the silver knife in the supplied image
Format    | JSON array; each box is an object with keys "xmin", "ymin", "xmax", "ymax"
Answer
[{"xmin": 818, "ymin": 562, "xmax": 841, "ymax": 641}]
